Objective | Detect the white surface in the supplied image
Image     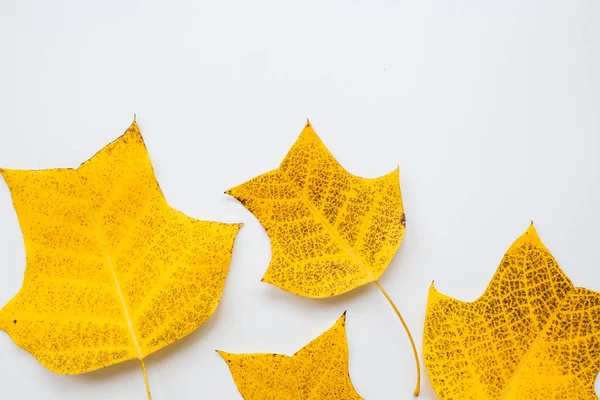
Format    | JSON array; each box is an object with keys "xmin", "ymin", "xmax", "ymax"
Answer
[{"xmin": 0, "ymin": 1, "xmax": 599, "ymax": 399}]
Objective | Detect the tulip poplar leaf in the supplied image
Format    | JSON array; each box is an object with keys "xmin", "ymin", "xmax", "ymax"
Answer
[
  {"xmin": 226, "ymin": 121, "xmax": 405, "ymax": 297},
  {"xmin": 0, "ymin": 120, "xmax": 242, "ymax": 378},
  {"xmin": 424, "ymin": 224, "xmax": 600, "ymax": 399},
  {"xmin": 219, "ymin": 313, "xmax": 362, "ymax": 400}
]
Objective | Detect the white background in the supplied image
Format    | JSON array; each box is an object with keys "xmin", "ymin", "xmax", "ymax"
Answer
[{"xmin": 0, "ymin": 1, "xmax": 598, "ymax": 399}]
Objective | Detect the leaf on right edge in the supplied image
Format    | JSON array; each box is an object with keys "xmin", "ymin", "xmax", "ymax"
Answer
[
  {"xmin": 218, "ymin": 313, "xmax": 363, "ymax": 400},
  {"xmin": 424, "ymin": 224, "xmax": 600, "ymax": 399}
]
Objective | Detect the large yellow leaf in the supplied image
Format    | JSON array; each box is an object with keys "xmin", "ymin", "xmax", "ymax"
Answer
[
  {"xmin": 227, "ymin": 121, "xmax": 405, "ymax": 298},
  {"xmin": 218, "ymin": 313, "xmax": 362, "ymax": 400},
  {"xmin": 226, "ymin": 121, "xmax": 421, "ymax": 395},
  {"xmin": 424, "ymin": 224, "xmax": 600, "ymax": 399},
  {"xmin": 0, "ymin": 120, "xmax": 241, "ymax": 396}
]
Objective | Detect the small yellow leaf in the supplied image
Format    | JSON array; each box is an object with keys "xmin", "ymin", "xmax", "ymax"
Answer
[
  {"xmin": 226, "ymin": 121, "xmax": 405, "ymax": 298},
  {"xmin": 219, "ymin": 313, "xmax": 362, "ymax": 400},
  {"xmin": 423, "ymin": 224, "xmax": 600, "ymax": 399},
  {"xmin": 0, "ymin": 120, "xmax": 242, "ymax": 376}
]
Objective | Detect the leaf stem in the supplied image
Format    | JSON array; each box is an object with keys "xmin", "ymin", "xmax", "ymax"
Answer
[
  {"xmin": 140, "ymin": 359, "xmax": 153, "ymax": 400},
  {"xmin": 374, "ymin": 280, "xmax": 421, "ymax": 397}
]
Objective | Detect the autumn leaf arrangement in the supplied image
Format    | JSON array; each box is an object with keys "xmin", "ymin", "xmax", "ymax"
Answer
[{"xmin": 0, "ymin": 118, "xmax": 598, "ymax": 400}]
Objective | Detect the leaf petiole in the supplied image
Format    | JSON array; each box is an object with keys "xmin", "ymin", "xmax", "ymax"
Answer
[
  {"xmin": 374, "ymin": 281, "xmax": 421, "ymax": 397},
  {"xmin": 140, "ymin": 359, "xmax": 153, "ymax": 400}
]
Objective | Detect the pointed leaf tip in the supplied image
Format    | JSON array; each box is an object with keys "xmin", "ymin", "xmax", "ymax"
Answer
[
  {"xmin": 524, "ymin": 222, "xmax": 540, "ymax": 240},
  {"xmin": 225, "ymin": 187, "xmax": 239, "ymax": 198},
  {"xmin": 428, "ymin": 281, "xmax": 445, "ymax": 301},
  {"xmin": 340, "ymin": 310, "xmax": 347, "ymax": 321},
  {"xmin": 429, "ymin": 281, "xmax": 437, "ymax": 292},
  {"xmin": 508, "ymin": 223, "xmax": 542, "ymax": 250},
  {"xmin": 216, "ymin": 350, "xmax": 234, "ymax": 362},
  {"xmin": 336, "ymin": 311, "xmax": 347, "ymax": 326}
]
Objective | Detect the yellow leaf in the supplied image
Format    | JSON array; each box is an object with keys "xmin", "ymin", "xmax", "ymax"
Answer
[
  {"xmin": 227, "ymin": 121, "xmax": 404, "ymax": 298},
  {"xmin": 226, "ymin": 121, "xmax": 421, "ymax": 396},
  {"xmin": 423, "ymin": 224, "xmax": 600, "ymax": 400},
  {"xmin": 0, "ymin": 120, "xmax": 242, "ymax": 398},
  {"xmin": 218, "ymin": 313, "xmax": 362, "ymax": 400}
]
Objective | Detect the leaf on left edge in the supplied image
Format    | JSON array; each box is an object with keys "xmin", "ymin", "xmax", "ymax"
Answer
[
  {"xmin": 0, "ymin": 120, "xmax": 242, "ymax": 374},
  {"xmin": 218, "ymin": 313, "xmax": 362, "ymax": 400}
]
